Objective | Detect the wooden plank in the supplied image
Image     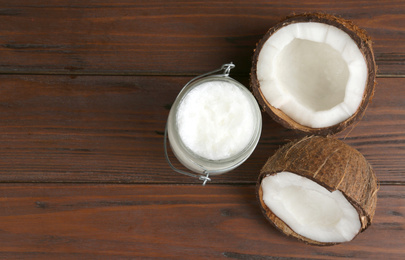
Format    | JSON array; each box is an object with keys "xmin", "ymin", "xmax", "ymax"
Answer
[
  {"xmin": 0, "ymin": 75, "xmax": 403, "ymax": 184},
  {"xmin": 0, "ymin": 1, "xmax": 403, "ymax": 76},
  {"xmin": 0, "ymin": 184, "xmax": 403, "ymax": 259}
]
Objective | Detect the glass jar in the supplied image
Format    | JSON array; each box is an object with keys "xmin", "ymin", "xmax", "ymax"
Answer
[{"xmin": 165, "ymin": 63, "xmax": 262, "ymax": 184}]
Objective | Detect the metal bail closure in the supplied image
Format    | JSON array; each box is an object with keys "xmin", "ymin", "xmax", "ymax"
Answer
[
  {"xmin": 222, "ymin": 63, "xmax": 235, "ymax": 76},
  {"xmin": 164, "ymin": 63, "xmax": 236, "ymax": 186}
]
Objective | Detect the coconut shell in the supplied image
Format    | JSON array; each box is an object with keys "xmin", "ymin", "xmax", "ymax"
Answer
[
  {"xmin": 257, "ymin": 136, "xmax": 378, "ymax": 246},
  {"xmin": 251, "ymin": 13, "xmax": 377, "ymax": 136}
]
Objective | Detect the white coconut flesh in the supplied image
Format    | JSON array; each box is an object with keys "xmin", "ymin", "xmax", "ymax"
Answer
[
  {"xmin": 257, "ymin": 22, "xmax": 368, "ymax": 128},
  {"xmin": 261, "ymin": 171, "xmax": 361, "ymax": 243}
]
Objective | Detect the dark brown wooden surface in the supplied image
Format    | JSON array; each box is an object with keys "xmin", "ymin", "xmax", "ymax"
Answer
[
  {"xmin": 0, "ymin": 0, "xmax": 404, "ymax": 76},
  {"xmin": 0, "ymin": 184, "xmax": 403, "ymax": 259},
  {"xmin": 0, "ymin": 75, "xmax": 403, "ymax": 184},
  {"xmin": 0, "ymin": 0, "xmax": 404, "ymax": 258}
]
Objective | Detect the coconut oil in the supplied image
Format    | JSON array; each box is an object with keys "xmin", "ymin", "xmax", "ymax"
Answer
[
  {"xmin": 176, "ymin": 80, "xmax": 256, "ymax": 161},
  {"xmin": 167, "ymin": 73, "xmax": 262, "ymax": 176}
]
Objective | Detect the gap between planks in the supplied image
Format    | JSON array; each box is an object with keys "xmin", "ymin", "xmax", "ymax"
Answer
[
  {"xmin": 0, "ymin": 70, "xmax": 402, "ymax": 78},
  {"xmin": 0, "ymin": 181, "xmax": 402, "ymax": 186}
]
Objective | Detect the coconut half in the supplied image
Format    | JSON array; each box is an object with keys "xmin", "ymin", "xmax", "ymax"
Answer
[
  {"xmin": 251, "ymin": 13, "xmax": 376, "ymax": 135},
  {"xmin": 257, "ymin": 136, "xmax": 378, "ymax": 245}
]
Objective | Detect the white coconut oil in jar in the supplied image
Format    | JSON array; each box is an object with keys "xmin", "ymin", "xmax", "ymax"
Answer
[{"xmin": 166, "ymin": 64, "xmax": 262, "ymax": 183}]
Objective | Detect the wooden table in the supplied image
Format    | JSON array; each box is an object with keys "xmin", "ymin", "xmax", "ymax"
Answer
[{"xmin": 0, "ymin": 1, "xmax": 404, "ymax": 259}]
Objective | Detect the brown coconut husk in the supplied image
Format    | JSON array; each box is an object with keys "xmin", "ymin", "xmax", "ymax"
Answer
[
  {"xmin": 257, "ymin": 136, "xmax": 378, "ymax": 246},
  {"xmin": 250, "ymin": 13, "xmax": 377, "ymax": 136}
]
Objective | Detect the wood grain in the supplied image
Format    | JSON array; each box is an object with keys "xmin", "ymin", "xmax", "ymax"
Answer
[
  {"xmin": 0, "ymin": 1, "xmax": 403, "ymax": 259},
  {"xmin": 0, "ymin": 75, "xmax": 403, "ymax": 184},
  {"xmin": 0, "ymin": 184, "xmax": 403, "ymax": 259},
  {"xmin": 0, "ymin": 0, "xmax": 403, "ymax": 76}
]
